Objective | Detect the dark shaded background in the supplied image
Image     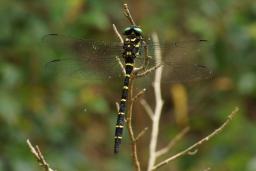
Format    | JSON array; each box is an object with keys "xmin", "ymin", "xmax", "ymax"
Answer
[{"xmin": 0, "ymin": 0, "xmax": 256, "ymax": 171}]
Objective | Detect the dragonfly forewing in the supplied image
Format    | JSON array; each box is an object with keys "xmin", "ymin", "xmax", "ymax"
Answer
[{"xmin": 42, "ymin": 34, "xmax": 125, "ymax": 81}]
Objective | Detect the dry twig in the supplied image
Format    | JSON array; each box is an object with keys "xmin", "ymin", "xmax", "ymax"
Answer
[
  {"xmin": 115, "ymin": 102, "xmax": 120, "ymax": 112},
  {"xmin": 126, "ymin": 80, "xmax": 141, "ymax": 171},
  {"xmin": 123, "ymin": 4, "xmax": 136, "ymax": 25},
  {"xmin": 140, "ymin": 99, "xmax": 154, "ymax": 120},
  {"xmin": 115, "ymin": 56, "xmax": 125, "ymax": 75},
  {"xmin": 132, "ymin": 88, "xmax": 147, "ymax": 102},
  {"xmin": 113, "ymin": 24, "xmax": 124, "ymax": 44},
  {"xmin": 152, "ymin": 107, "xmax": 239, "ymax": 170},
  {"xmin": 27, "ymin": 139, "xmax": 56, "ymax": 171},
  {"xmin": 155, "ymin": 126, "xmax": 190, "ymax": 158},
  {"xmin": 147, "ymin": 33, "xmax": 164, "ymax": 171},
  {"xmin": 136, "ymin": 64, "xmax": 162, "ymax": 78},
  {"xmin": 135, "ymin": 127, "xmax": 149, "ymax": 141}
]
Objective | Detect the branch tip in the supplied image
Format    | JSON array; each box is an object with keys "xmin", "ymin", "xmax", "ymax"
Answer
[{"xmin": 27, "ymin": 139, "xmax": 55, "ymax": 171}]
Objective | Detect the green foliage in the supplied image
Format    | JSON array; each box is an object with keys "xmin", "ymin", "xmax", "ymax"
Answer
[{"xmin": 0, "ymin": 0, "xmax": 255, "ymax": 170}]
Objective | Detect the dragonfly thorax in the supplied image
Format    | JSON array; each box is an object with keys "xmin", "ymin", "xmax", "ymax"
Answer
[
  {"xmin": 122, "ymin": 25, "xmax": 143, "ymax": 60},
  {"xmin": 123, "ymin": 34, "xmax": 142, "ymax": 60}
]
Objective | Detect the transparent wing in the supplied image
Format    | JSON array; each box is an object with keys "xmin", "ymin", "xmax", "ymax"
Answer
[
  {"xmin": 135, "ymin": 39, "xmax": 213, "ymax": 83},
  {"xmin": 42, "ymin": 34, "xmax": 124, "ymax": 81},
  {"xmin": 42, "ymin": 34, "xmax": 212, "ymax": 83},
  {"xmin": 140, "ymin": 38, "xmax": 207, "ymax": 62},
  {"xmin": 160, "ymin": 62, "xmax": 212, "ymax": 83}
]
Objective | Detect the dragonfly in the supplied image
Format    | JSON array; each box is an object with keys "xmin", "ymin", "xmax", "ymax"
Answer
[{"xmin": 42, "ymin": 25, "xmax": 212, "ymax": 154}]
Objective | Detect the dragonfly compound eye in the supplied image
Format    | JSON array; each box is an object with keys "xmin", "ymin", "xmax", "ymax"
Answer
[{"xmin": 123, "ymin": 25, "xmax": 143, "ymax": 36}]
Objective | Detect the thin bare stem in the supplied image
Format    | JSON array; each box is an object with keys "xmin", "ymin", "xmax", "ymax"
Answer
[
  {"xmin": 147, "ymin": 33, "xmax": 164, "ymax": 171},
  {"xmin": 113, "ymin": 24, "xmax": 124, "ymax": 44},
  {"xmin": 126, "ymin": 79, "xmax": 141, "ymax": 171},
  {"xmin": 140, "ymin": 99, "xmax": 153, "ymax": 120},
  {"xmin": 156, "ymin": 126, "xmax": 190, "ymax": 158},
  {"xmin": 135, "ymin": 127, "xmax": 149, "ymax": 141},
  {"xmin": 115, "ymin": 56, "xmax": 125, "ymax": 75},
  {"xmin": 132, "ymin": 88, "xmax": 147, "ymax": 102},
  {"xmin": 123, "ymin": 4, "xmax": 136, "ymax": 25},
  {"xmin": 152, "ymin": 107, "xmax": 239, "ymax": 170},
  {"xmin": 27, "ymin": 139, "xmax": 56, "ymax": 171},
  {"xmin": 116, "ymin": 102, "xmax": 120, "ymax": 112},
  {"xmin": 136, "ymin": 64, "xmax": 163, "ymax": 78},
  {"xmin": 112, "ymin": 23, "xmax": 125, "ymax": 75}
]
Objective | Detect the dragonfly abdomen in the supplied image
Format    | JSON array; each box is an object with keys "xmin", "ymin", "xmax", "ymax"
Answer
[{"xmin": 114, "ymin": 64, "xmax": 133, "ymax": 154}]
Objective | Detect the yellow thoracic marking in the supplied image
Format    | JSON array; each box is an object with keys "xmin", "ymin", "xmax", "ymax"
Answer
[
  {"xmin": 121, "ymin": 99, "xmax": 126, "ymax": 102},
  {"xmin": 123, "ymin": 86, "xmax": 128, "ymax": 90},
  {"xmin": 125, "ymin": 38, "xmax": 129, "ymax": 41},
  {"xmin": 135, "ymin": 42, "xmax": 140, "ymax": 47},
  {"xmin": 127, "ymin": 45, "xmax": 130, "ymax": 47},
  {"xmin": 126, "ymin": 51, "xmax": 132, "ymax": 55},
  {"xmin": 118, "ymin": 112, "xmax": 125, "ymax": 115},
  {"xmin": 116, "ymin": 125, "xmax": 124, "ymax": 128},
  {"xmin": 131, "ymin": 38, "xmax": 136, "ymax": 42},
  {"xmin": 126, "ymin": 63, "xmax": 134, "ymax": 66},
  {"xmin": 115, "ymin": 136, "xmax": 122, "ymax": 139},
  {"xmin": 125, "ymin": 74, "xmax": 131, "ymax": 78}
]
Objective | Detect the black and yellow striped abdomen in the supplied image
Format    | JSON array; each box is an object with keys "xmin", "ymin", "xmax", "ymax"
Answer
[
  {"xmin": 114, "ymin": 29, "xmax": 142, "ymax": 153},
  {"xmin": 114, "ymin": 69, "xmax": 132, "ymax": 153}
]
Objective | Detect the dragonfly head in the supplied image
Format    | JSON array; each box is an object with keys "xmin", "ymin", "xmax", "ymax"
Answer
[{"xmin": 123, "ymin": 25, "xmax": 143, "ymax": 36}]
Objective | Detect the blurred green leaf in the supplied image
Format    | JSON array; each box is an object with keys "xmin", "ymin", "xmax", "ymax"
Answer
[{"xmin": 0, "ymin": 0, "xmax": 255, "ymax": 170}]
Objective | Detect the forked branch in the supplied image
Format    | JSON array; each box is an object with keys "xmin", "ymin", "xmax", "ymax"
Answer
[
  {"xmin": 27, "ymin": 139, "xmax": 56, "ymax": 171},
  {"xmin": 155, "ymin": 126, "xmax": 190, "ymax": 158},
  {"xmin": 152, "ymin": 107, "xmax": 239, "ymax": 170},
  {"xmin": 147, "ymin": 33, "xmax": 164, "ymax": 171}
]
